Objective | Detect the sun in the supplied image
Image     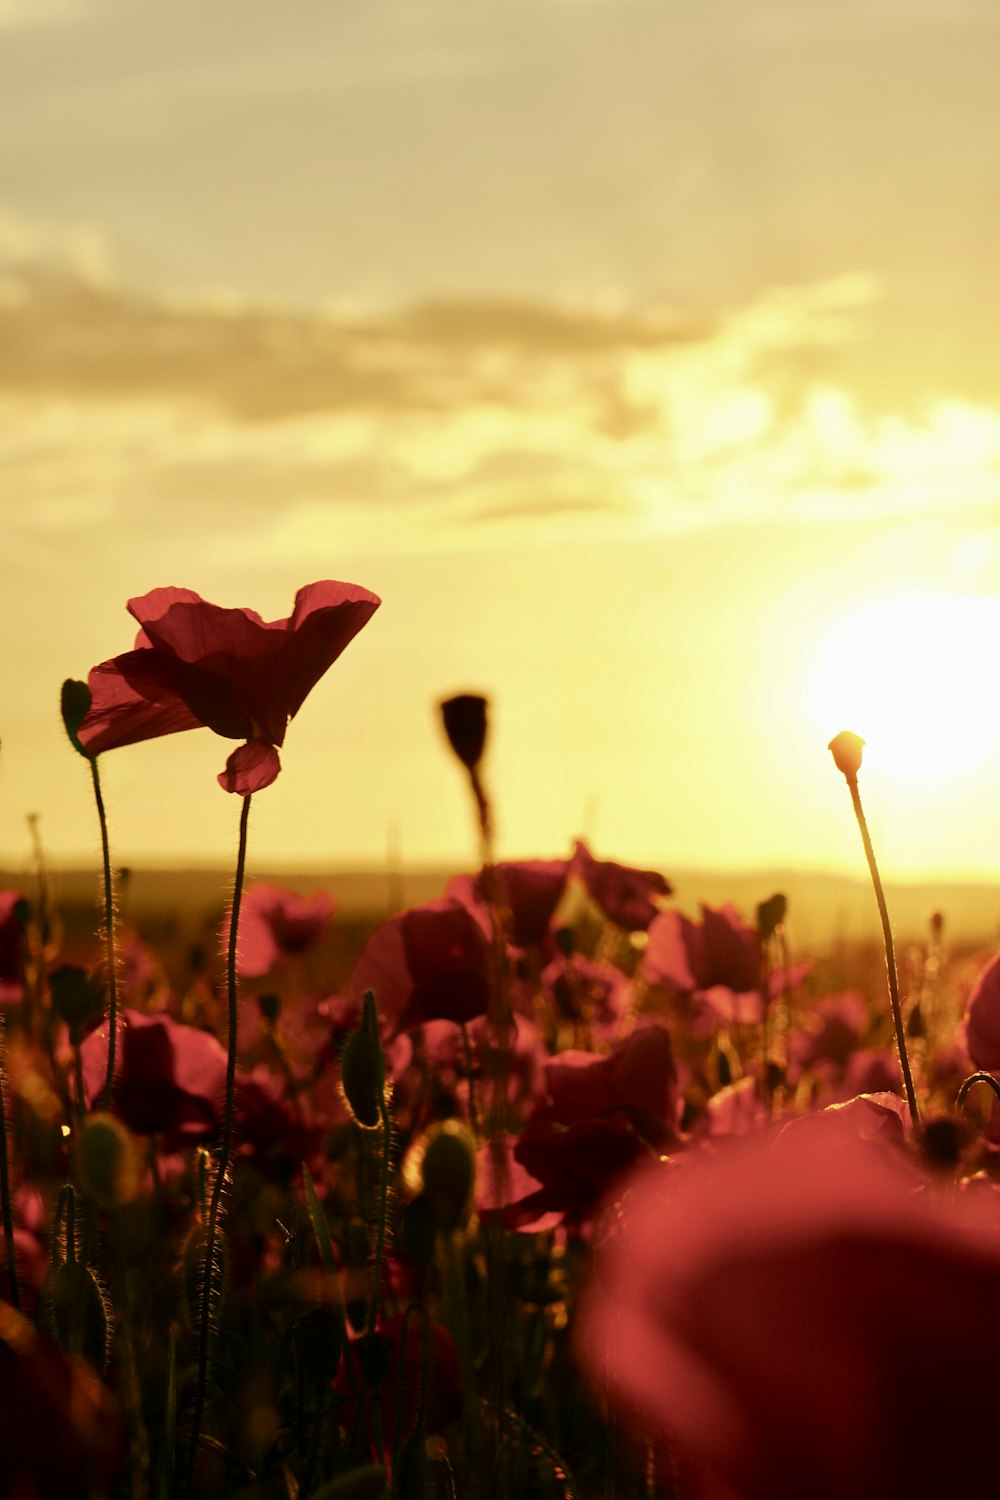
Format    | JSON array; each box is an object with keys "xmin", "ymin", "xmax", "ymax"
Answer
[{"xmin": 809, "ymin": 593, "xmax": 1000, "ymax": 786}]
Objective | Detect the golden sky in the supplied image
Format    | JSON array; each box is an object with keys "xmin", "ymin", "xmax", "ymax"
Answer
[{"xmin": 3, "ymin": 1, "xmax": 1000, "ymax": 881}]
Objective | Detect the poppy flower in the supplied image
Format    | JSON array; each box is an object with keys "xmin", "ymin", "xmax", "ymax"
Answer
[
  {"xmin": 351, "ymin": 898, "xmax": 493, "ymax": 1035},
  {"xmin": 0, "ymin": 1300, "xmax": 123, "ymax": 1498},
  {"xmin": 571, "ymin": 840, "xmax": 671, "ymax": 931},
  {"xmin": 963, "ymin": 952, "xmax": 1000, "ymax": 1073},
  {"xmin": 75, "ymin": 580, "xmax": 380, "ymax": 795},
  {"xmin": 491, "ymin": 1026, "xmax": 679, "ymax": 1228},
  {"xmin": 644, "ymin": 903, "xmax": 810, "ymax": 1032},
  {"xmin": 576, "ymin": 1128, "xmax": 1000, "ymax": 1500},
  {"xmin": 79, "ymin": 1009, "xmax": 226, "ymax": 1147},
  {"xmin": 446, "ymin": 857, "xmax": 569, "ymax": 951},
  {"xmin": 224, "ymin": 881, "xmax": 335, "ymax": 979}
]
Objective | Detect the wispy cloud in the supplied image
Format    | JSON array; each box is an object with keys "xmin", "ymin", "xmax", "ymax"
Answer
[{"xmin": 3, "ymin": 253, "xmax": 999, "ymax": 562}]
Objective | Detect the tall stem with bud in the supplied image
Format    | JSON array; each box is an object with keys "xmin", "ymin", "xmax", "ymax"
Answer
[{"xmin": 828, "ymin": 732, "xmax": 920, "ymax": 1129}]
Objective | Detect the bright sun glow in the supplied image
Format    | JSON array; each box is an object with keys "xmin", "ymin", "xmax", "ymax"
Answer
[{"xmin": 811, "ymin": 593, "xmax": 1000, "ymax": 785}]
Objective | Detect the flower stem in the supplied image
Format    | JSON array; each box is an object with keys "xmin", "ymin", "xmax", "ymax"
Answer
[
  {"xmin": 846, "ymin": 776, "xmax": 920, "ymax": 1129},
  {"xmin": 956, "ymin": 1071, "xmax": 1000, "ymax": 1112},
  {"xmin": 187, "ymin": 792, "xmax": 251, "ymax": 1488},
  {"xmin": 88, "ymin": 757, "xmax": 119, "ymax": 1113}
]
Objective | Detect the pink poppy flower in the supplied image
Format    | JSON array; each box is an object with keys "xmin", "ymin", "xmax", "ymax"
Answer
[
  {"xmin": 963, "ymin": 952, "xmax": 1000, "ymax": 1072},
  {"xmin": 75, "ymin": 580, "xmax": 380, "ymax": 795},
  {"xmin": 576, "ymin": 1128, "xmax": 1000, "ymax": 1500},
  {"xmin": 447, "ymin": 857, "xmax": 569, "ymax": 951},
  {"xmin": 225, "ymin": 882, "xmax": 334, "ymax": 979},
  {"xmin": 80, "ymin": 1009, "xmax": 226, "ymax": 1146},
  {"xmin": 644, "ymin": 903, "xmax": 809, "ymax": 1030},
  {"xmin": 571, "ymin": 840, "xmax": 671, "ymax": 931},
  {"xmin": 351, "ymin": 898, "xmax": 492, "ymax": 1035}
]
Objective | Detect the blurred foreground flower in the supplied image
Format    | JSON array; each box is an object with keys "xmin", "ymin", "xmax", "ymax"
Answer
[
  {"xmin": 0, "ymin": 1299, "xmax": 122, "ymax": 1498},
  {"xmin": 576, "ymin": 1128, "xmax": 1000, "ymax": 1500},
  {"xmin": 74, "ymin": 580, "xmax": 380, "ymax": 794}
]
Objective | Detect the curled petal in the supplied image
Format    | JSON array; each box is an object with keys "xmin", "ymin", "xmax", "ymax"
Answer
[{"xmin": 218, "ymin": 741, "xmax": 282, "ymax": 795}]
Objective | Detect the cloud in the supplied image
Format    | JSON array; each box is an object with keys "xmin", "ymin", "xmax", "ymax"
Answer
[{"xmin": 2, "ymin": 257, "xmax": 999, "ymax": 562}]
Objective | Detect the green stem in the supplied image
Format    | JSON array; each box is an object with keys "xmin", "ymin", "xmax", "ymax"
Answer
[
  {"xmin": 0, "ymin": 1015, "xmax": 20, "ymax": 1310},
  {"xmin": 89, "ymin": 758, "xmax": 119, "ymax": 1113},
  {"xmin": 846, "ymin": 776, "xmax": 920, "ymax": 1129},
  {"xmin": 187, "ymin": 793, "xmax": 252, "ymax": 1488}
]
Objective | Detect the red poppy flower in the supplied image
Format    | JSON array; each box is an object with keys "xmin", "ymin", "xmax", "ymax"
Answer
[
  {"xmin": 80, "ymin": 1009, "xmax": 226, "ymax": 1146},
  {"xmin": 351, "ymin": 898, "xmax": 493, "ymax": 1035},
  {"xmin": 963, "ymin": 952, "xmax": 1000, "ymax": 1072},
  {"xmin": 576, "ymin": 1128, "xmax": 1000, "ymax": 1500},
  {"xmin": 76, "ymin": 580, "xmax": 380, "ymax": 794},
  {"xmin": 0, "ymin": 1300, "xmax": 123, "ymax": 1499},
  {"xmin": 491, "ymin": 1026, "xmax": 679, "ymax": 1228},
  {"xmin": 644, "ymin": 903, "xmax": 810, "ymax": 1032},
  {"xmin": 225, "ymin": 882, "xmax": 335, "ymax": 979},
  {"xmin": 571, "ymin": 840, "xmax": 671, "ymax": 931},
  {"xmin": 447, "ymin": 858, "xmax": 570, "ymax": 951}
]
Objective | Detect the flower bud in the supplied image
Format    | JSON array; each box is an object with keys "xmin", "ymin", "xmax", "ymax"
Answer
[
  {"xmin": 439, "ymin": 694, "xmax": 488, "ymax": 772},
  {"xmin": 60, "ymin": 679, "xmax": 93, "ymax": 760},
  {"xmin": 828, "ymin": 730, "xmax": 865, "ymax": 781}
]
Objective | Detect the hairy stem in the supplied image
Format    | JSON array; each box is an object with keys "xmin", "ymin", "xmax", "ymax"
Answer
[
  {"xmin": 187, "ymin": 793, "xmax": 251, "ymax": 1487},
  {"xmin": 89, "ymin": 758, "xmax": 119, "ymax": 1113}
]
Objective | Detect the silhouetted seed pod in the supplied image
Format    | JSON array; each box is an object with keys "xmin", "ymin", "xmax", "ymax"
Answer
[
  {"xmin": 439, "ymin": 694, "xmax": 488, "ymax": 773},
  {"xmin": 45, "ymin": 1261, "xmax": 111, "ymax": 1373},
  {"xmin": 49, "ymin": 964, "xmax": 102, "ymax": 1030},
  {"xmin": 340, "ymin": 1023, "xmax": 386, "ymax": 1130},
  {"xmin": 257, "ymin": 991, "xmax": 282, "ymax": 1024},
  {"xmin": 756, "ymin": 893, "xmax": 787, "ymax": 941},
  {"xmin": 828, "ymin": 730, "xmax": 865, "ymax": 781}
]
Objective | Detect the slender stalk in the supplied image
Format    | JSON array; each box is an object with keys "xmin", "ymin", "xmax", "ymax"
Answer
[
  {"xmin": 0, "ymin": 1014, "xmax": 20, "ymax": 1310},
  {"xmin": 956, "ymin": 1072, "xmax": 1000, "ymax": 1111},
  {"xmin": 89, "ymin": 758, "xmax": 119, "ymax": 1112},
  {"xmin": 846, "ymin": 777, "xmax": 920, "ymax": 1129},
  {"xmin": 186, "ymin": 793, "xmax": 252, "ymax": 1488}
]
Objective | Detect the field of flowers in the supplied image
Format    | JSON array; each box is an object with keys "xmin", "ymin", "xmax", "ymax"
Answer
[{"xmin": 4, "ymin": 579, "xmax": 1000, "ymax": 1500}]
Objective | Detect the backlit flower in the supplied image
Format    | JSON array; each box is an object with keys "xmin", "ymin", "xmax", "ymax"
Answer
[
  {"xmin": 225, "ymin": 881, "xmax": 335, "ymax": 979},
  {"xmin": 75, "ymin": 580, "xmax": 380, "ymax": 794},
  {"xmin": 571, "ymin": 839, "xmax": 671, "ymax": 931}
]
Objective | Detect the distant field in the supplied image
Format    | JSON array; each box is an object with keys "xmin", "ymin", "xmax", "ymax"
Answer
[{"xmin": 5, "ymin": 861, "xmax": 999, "ymax": 953}]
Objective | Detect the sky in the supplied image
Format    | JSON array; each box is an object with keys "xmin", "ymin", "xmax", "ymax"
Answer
[{"xmin": 3, "ymin": 0, "xmax": 1000, "ymax": 884}]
